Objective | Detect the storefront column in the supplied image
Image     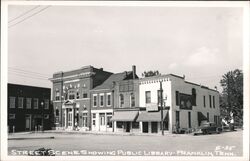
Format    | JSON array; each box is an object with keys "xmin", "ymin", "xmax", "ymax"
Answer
[
  {"xmin": 114, "ymin": 121, "xmax": 117, "ymax": 132},
  {"xmin": 139, "ymin": 122, "xmax": 143, "ymax": 133},
  {"xmin": 72, "ymin": 108, "xmax": 75, "ymax": 130}
]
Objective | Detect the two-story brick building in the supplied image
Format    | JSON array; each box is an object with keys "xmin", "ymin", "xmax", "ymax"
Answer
[
  {"xmin": 50, "ymin": 66, "xmax": 112, "ymax": 130},
  {"xmin": 90, "ymin": 66, "xmax": 138, "ymax": 132},
  {"xmin": 8, "ymin": 83, "xmax": 52, "ymax": 132}
]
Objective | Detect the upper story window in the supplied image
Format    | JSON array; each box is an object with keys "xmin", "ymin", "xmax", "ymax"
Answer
[
  {"xmin": 76, "ymin": 92, "xmax": 80, "ymax": 99},
  {"xmin": 69, "ymin": 91, "xmax": 75, "ymax": 100},
  {"xmin": 107, "ymin": 93, "xmax": 111, "ymax": 106},
  {"xmin": 9, "ymin": 97, "xmax": 15, "ymax": 108},
  {"xmin": 26, "ymin": 98, "xmax": 31, "ymax": 109},
  {"xmin": 34, "ymin": 98, "xmax": 39, "ymax": 109},
  {"xmin": 145, "ymin": 91, "xmax": 151, "ymax": 104},
  {"xmin": 44, "ymin": 99, "xmax": 49, "ymax": 109},
  {"xmin": 130, "ymin": 93, "xmax": 135, "ymax": 107},
  {"xmin": 100, "ymin": 94, "xmax": 104, "ymax": 107},
  {"xmin": 213, "ymin": 96, "xmax": 215, "ymax": 108},
  {"xmin": 55, "ymin": 91, "xmax": 60, "ymax": 100},
  {"xmin": 203, "ymin": 96, "xmax": 206, "ymax": 107},
  {"xmin": 175, "ymin": 91, "xmax": 179, "ymax": 106},
  {"xmin": 83, "ymin": 93, "xmax": 88, "ymax": 98},
  {"xmin": 209, "ymin": 95, "xmax": 212, "ymax": 108},
  {"xmin": 93, "ymin": 95, "xmax": 97, "ymax": 107},
  {"xmin": 192, "ymin": 88, "xmax": 196, "ymax": 106},
  {"xmin": 119, "ymin": 94, "xmax": 124, "ymax": 108},
  {"xmin": 18, "ymin": 97, "xmax": 23, "ymax": 108},
  {"xmin": 119, "ymin": 83, "xmax": 133, "ymax": 92}
]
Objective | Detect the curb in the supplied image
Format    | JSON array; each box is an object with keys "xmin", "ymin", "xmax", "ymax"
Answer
[{"xmin": 8, "ymin": 136, "xmax": 55, "ymax": 140}]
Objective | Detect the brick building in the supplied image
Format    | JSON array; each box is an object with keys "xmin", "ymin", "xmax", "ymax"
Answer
[{"xmin": 7, "ymin": 83, "xmax": 52, "ymax": 132}]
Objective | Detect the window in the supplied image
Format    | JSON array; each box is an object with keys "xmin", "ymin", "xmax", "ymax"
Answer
[
  {"xmin": 92, "ymin": 120, "xmax": 96, "ymax": 126},
  {"xmin": 92, "ymin": 113, "xmax": 96, "ymax": 118},
  {"xmin": 107, "ymin": 93, "xmax": 111, "ymax": 106},
  {"xmin": 93, "ymin": 95, "xmax": 97, "ymax": 107},
  {"xmin": 99, "ymin": 113, "xmax": 105, "ymax": 125},
  {"xmin": 107, "ymin": 113, "xmax": 112, "ymax": 128},
  {"xmin": 76, "ymin": 92, "xmax": 80, "ymax": 99},
  {"xmin": 44, "ymin": 99, "xmax": 49, "ymax": 109},
  {"xmin": 9, "ymin": 97, "xmax": 15, "ymax": 108},
  {"xmin": 92, "ymin": 113, "xmax": 96, "ymax": 126},
  {"xmin": 207, "ymin": 112, "xmax": 209, "ymax": 121},
  {"xmin": 119, "ymin": 94, "xmax": 124, "ymax": 108},
  {"xmin": 209, "ymin": 95, "xmax": 212, "ymax": 108},
  {"xmin": 145, "ymin": 91, "xmax": 151, "ymax": 104},
  {"xmin": 176, "ymin": 111, "xmax": 180, "ymax": 125},
  {"xmin": 55, "ymin": 91, "xmax": 60, "ymax": 100},
  {"xmin": 100, "ymin": 94, "xmax": 104, "ymax": 107},
  {"xmin": 192, "ymin": 88, "xmax": 196, "ymax": 106},
  {"xmin": 56, "ymin": 109, "xmax": 59, "ymax": 116},
  {"xmin": 203, "ymin": 96, "xmax": 206, "ymax": 107},
  {"xmin": 18, "ymin": 97, "xmax": 23, "ymax": 108},
  {"xmin": 116, "ymin": 121, "xmax": 123, "ymax": 128},
  {"xmin": 132, "ymin": 122, "xmax": 139, "ymax": 129},
  {"xmin": 69, "ymin": 91, "xmax": 75, "ymax": 100},
  {"xmin": 188, "ymin": 112, "xmax": 191, "ymax": 128},
  {"xmin": 34, "ymin": 98, "xmax": 38, "ymax": 109},
  {"xmin": 130, "ymin": 93, "xmax": 135, "ymax": 107},
  {"xmin": 119, "ymin": 83, "xmax": 134, "ymax": 92},
  {"xmin": 213, "ymin": 96, "xmax": 215, "ymax": 108},
  {"xmin": 44, "ymin": 114, "xmax": 49, "ymax": 119},
  {"xmin": 26, "ymin": 98, "xmax": 31, "ymax": 109},
  {"xmin": 9, "ymin": 114, "xmax": 15, "ymax": 119},
  {"xmin": 175, "ymin": 91, "xmax": 179, "ymax": 106},
  {"xmin": 83, "ymin": 93, "xmax": 88, "ymax": 98}
]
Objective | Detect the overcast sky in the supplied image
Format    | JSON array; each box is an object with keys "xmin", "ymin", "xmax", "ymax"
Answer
[{"xmin": 7, "ymin": 5, "xmax": 243, "ymax": 92}]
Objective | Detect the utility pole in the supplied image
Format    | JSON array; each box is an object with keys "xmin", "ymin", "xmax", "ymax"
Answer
[
  {"xmin": 61, "ymin": 72, "xmax": 64, "ymax": 127},
  {"xmin": 160, "ymin": 81, "xmax": 164, "ymax": 136}
]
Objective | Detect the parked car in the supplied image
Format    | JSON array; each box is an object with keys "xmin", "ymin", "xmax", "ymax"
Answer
[{"xmin": 193, "ymin": 122, "xmax": 222, "ymax": 135}]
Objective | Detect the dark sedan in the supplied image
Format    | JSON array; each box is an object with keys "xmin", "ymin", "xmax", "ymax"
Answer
[{"xmin": 194, "ymin": 122, "xmax": 222, "ymax": 135}]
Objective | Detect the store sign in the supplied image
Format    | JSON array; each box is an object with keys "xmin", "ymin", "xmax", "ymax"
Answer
[
  {"xmin": 179, "ymin": 93, "xmax": 193, "ymax": 110},
  {"xmin": 146, "ymin": 103, "xmax": 158, "ymax": 111}
]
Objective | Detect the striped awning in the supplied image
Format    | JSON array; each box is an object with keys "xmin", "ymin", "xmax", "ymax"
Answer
[
  {"xmin": 136, "ymin": 110, "xmax": 168, "ymax": 122},
  {"xmin": 110, "ymin": 111, "xmax": 139, "ymax": 122}
]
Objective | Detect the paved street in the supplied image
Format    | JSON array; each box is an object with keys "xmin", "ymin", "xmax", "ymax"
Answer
[{"xmin": 8, "ymin": 130, "xmax": 243, "ymax": 156}]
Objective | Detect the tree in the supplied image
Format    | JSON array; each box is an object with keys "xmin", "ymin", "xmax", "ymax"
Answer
[
  {"xmin": 220, "ymin": 69, "xmax": 243, "ymax": 125},
  {"xmin": 142, "ymin": 70, "xmax": 161, "ymax": 77}
]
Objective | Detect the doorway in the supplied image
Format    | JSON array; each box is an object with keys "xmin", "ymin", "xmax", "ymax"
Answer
[
  {"xmin": 151, "ymin": 122, "xmax": 158, "ymax": 133},
  {"xmin": 25, "ymin": 115, "xmax": 31, "ymax": 131},
  {"xmin": 142, "ymin": 122, "xmax": 148, "ymax": 133},
  {"xmin": 125, "ymin": 122, "xmax": 130, "ymax": 132}
]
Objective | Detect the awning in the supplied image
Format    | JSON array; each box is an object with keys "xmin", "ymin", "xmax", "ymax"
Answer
[
  {"xmin": 136, "ymin": 110, "xmax": 168, "ymax": 122},
  {"xmin": 110, "ymin": 111, "xmax": 139, "ymax": 122},
  {"xmin": 197, "ymin": 112, "xmax": 208, "ymax": 125}
]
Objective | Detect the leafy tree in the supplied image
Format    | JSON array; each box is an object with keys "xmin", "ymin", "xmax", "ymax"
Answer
[
  {"xmin": 142, "ymin": 70, "xmax": 161, "ymax": 77},
  {"xmin": 220, "ymin": 69, "xmax": 243, "ymax": 125}
]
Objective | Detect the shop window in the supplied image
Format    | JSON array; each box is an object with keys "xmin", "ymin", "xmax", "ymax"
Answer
[
  {"xmin": 119, "ymin": 94, "xmax": 124, "ymax": 108},
  {"xmin": 145, "ymin": 91, "xmax": 151, "ymax": 104},
  {"xmin": 107, "ymin": 115, "xmax": 112, "ymax": 128},
  {"xmin": 130, "ymin": 93, "xmax": 135, "ymax": 107},
  {"xmin": 56, "ymin": 109, "xmax": 59, "ymax": 116},
  {"xmin": 116, "ymin": 121, "xmax": 123, "ymax": 128},
  {"xmin": 92, "ymin": 113, "xmax": 96, "ymax": 126},
  {"xmin": 132, "ymin": 122, "xmax": 139, "ymax": 129},
  {"xmin": 18, "ymin": 97, "xmax": 23, "ymax": 108},
  {"xmin": 192, "ymin": 88, "xmax": 196, "ymax": 106},
  {"xmin": 9, "ymin": 97, "xmax": 16, "ymax": 108},
  {"xmin": 26, "ymin": 98, "xmax": 31, "ymax": 109}
]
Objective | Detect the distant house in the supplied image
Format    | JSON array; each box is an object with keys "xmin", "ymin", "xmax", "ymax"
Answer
[{"xmin": 8, "ymin": 83, "xmax": 52, "ymax": 132}]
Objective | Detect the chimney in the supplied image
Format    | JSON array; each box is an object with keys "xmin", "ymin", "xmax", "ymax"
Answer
[{"xmin": 132, "ymin": 65, "xmax": 136, "ymax": 79}]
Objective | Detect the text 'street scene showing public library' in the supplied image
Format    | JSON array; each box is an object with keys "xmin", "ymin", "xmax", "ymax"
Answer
[{"xmin": 2, "ymin": 1, "xmax": 248, "ymax": 160}]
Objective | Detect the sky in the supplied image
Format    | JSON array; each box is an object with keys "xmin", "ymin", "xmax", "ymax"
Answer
[{"xmin": 7, "ymin": 4, "xmax": 243, "ymax": 92}]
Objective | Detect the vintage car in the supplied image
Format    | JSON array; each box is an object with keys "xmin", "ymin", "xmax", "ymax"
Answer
[{"xmin": 193, "ymin": 122, "xmax": 222, "ymax": 135}]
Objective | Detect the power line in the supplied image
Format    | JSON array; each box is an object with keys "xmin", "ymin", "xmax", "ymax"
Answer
[
  {"xmin": 8, "ymin": 67, "xmax": 51, "ymax": 77},
  {"xmin": 8, "ymin": 5, "xmax": 41, "ymax": 23},
  {"xmin": 8, "ymin": 70, "xmax": 49, "ymax": 79},
  {"xmin": 8, "ymin": 72, "xmax": 49, "ymax": 81},
  {"xmin": 8, "ymin": 5, "xmax": 50, "ymax": 29}
]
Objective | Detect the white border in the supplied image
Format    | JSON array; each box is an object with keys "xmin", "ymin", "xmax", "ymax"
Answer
[{"xmin": 1, "ymin": 1, "xmax": 249, "ymax": 161}]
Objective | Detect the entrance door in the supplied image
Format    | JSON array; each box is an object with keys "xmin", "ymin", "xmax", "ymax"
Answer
[
  {"xmin": 125, "ymin": 122, "xmax": 130, "ymax": 132},
  {"xmin": 68, "ymin": 111, "xmax": 73, "ymax": 129},
  {"xmin": 151, "ymin": 122, "xmax": 158, "ymax": 133},
  {"xmin": 25, "ymin": 116, "xmax": 31, "ymax": 131},
  {"xmin": 142, "ymin": 122, "xmax": 148, "ymax": 133}
]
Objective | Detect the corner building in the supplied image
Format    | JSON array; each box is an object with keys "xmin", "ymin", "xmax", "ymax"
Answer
[{"xmin": 50, "ymin": 66, "xmax": 112, "ymax": 130}]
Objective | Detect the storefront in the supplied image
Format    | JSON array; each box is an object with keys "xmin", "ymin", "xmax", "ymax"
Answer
[
  {"xmin": 63, "ymin": 100, "xmax": 79, "ymax": 130},
  {"xmin": 111, "ymin": 111, "xmax": 139, "ymax": 133},
  {"xmin": 91, "ymin": 110, "xmax": 113, "ymax": 132}
]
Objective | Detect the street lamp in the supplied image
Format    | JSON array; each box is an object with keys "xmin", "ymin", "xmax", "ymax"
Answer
[{"xmin": 41, "ymin": 101, "xmax": 44, "ymax": 132}]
